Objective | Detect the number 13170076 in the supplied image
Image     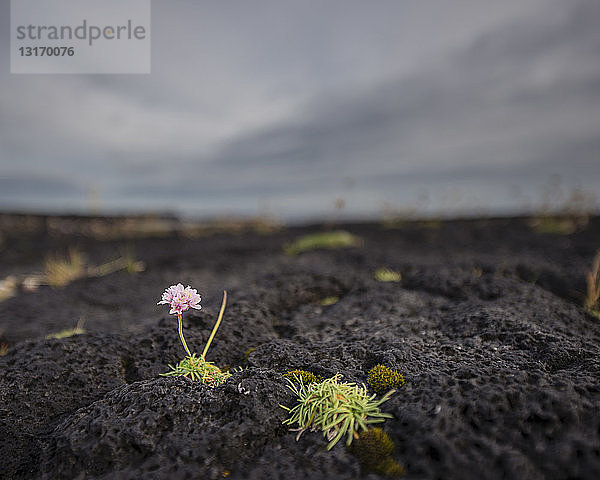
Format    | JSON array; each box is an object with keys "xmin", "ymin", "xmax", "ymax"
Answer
[{"xmin": 19, "ymin": 46, "xmax": 74, "ymax": 56}]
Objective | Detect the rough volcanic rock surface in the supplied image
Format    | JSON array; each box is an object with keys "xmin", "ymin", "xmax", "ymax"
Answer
[{"xmin": 0, "ymin": 216, "xmax": 599, "ymax": 479}]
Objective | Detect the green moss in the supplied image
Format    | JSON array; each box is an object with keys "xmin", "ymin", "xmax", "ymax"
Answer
[
  {"xmin": 377, "ymin": 457, "xmax": 406, "ymax": 477},
  {"xmin": 320, "ymin": 296, "xmax": 339, "ymax": 306},
  {"xmin": 416, "ymin": 219, "xmax": 442, "ymax": 230},
  {"xmin": 529, "ymin": 216, "xmax": 583, "ymax": 235},
  {"xmin": 284, "ymin": 230, "xmax": 361, "ymax": 256},
  {"xmin": 368, "ymin": 364, "xmax": 405, "ymax": 395},
  {"xmin": 374, "ymin": 267, "xmax": 401, "ymax": 282},
  {"xmin": 350, "ymin": 427, "xmax": 394, "ymax": 463},
  {"xmin": 283, "ymin": 369, "xmax": 323, "ymax": 385},
  {"xmin": 45, "ymin": 326, "xmax": 86, "ymax": 339},
  {"xmin": 349, "ymin": 428, "xmax": 405, "ymax": 478}
]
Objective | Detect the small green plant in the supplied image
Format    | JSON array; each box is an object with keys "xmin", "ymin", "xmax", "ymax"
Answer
[
  {"xmin": 45, "ymin": 318, "xmax": 86, "ymax": 340},
  {"xmin": 585, "ymin": 250, "xmax": 600, "ymax": 319},
  {"xmin": 242, "ymin": 347, "xmax": 256, "ymax": 363},
  {"xmin": 158, "ymin": 284, "xmax": 231, "ymax": 387},
  {"xmin": 348, "ymin": 428, "xmax": 405, "ymax": 477},
  {"xmin": 283, "ymin": 369, "xmax": 323, "ymax": 385},
  {"xmin": 374, "ymin": 268, "xmax": 401, "ymax": 282},
  {"xmin": 281, "ymin": 374, "xmax": 395, "ymax": 450},
  {"xmin": 368, "ymin": 364, "xmax": 406, "ymax": 395},
  {"xmin": 0, "ymin": 343, "xmax": 8, "ymax": 356},
  {"xmin": 530, "ymin": 216, "xmax": 580, "ymax": 235},
  {"xmin": 416, "ymin": 218, "xmax": 442, "ymax": 230},
  {"xmin": 284, "ymin": 230, "xmax": 361, "ymax": 256},
  {"xmin": 163, "ymin": 353, "xmax": 230, "ymax": 386},
  {"xmin": 320, "ymin": 296, "xmax": 339, "ymax": 306}
]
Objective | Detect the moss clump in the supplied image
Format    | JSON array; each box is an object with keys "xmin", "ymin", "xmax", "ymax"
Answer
[
  {"xmin": 283, "ymin": 369, "xmax": 323, "ymax": 385},
  {"xmin": 45, "ymin": 318, "xmax": 86, "ymax": 340},
  {"xmin": 320, "ymin": 296, "xmax": 339, "ymax": 306},
  {"xmin": 350, "ymin": 427, "xmax": 394, "ymax": 462},
  {"xmin": 376, "ymin": 457, "xmax": 406, "ymax": 477},
  {"xmin": 529, "ymin": 216, "xmax": 582, "ymax": 235},
  {"xmin": 284, "ymin": 230, "xmax": 361, "ymax": 256},
  {"xmin": 374, "ymin": 267, "xmax": 402, "ymax": 282},
  {"xmin": 45, "ymin": 326, "xmax": 86, "ymax": 340},
  {"xmin": 349, "ymin": 428, "xmax": 405, "ymax": 477},
  {"xmin": 368, "ymin": 364, "xmax": 405, "ymax": 395}
]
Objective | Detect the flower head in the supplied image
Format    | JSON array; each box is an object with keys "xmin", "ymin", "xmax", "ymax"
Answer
[{"xmin": 158, "ymin": 283, "xmax": 202, "ymax": 315}]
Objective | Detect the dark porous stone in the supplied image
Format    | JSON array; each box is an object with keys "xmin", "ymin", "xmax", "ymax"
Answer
[{"xmin": 0, "ymin": 216, "xmax": 599, "ymax": 479}]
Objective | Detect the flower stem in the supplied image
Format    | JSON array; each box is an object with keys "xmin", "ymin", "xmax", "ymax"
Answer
[
  {"xmin": 202, "ymin": 290, "xmax": 227, "ymax": 359},
  {"xmin": 177, "ymin": 314, "xmax": 192, "ymax": 357}
]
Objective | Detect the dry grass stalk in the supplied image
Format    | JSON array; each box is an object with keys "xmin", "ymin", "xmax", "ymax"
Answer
[{"xmin": 585, "ymin": 250, "xmax": 600, "ymax": 316}]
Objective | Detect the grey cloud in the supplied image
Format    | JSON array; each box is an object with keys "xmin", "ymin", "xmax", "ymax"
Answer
[
  {"xmin": 0, "ymin": 174, "xmax": 85, "ymax": 196},
  {"xmin": 1, "ymin": 0, "xmax": 599, "ymax": 219},
  {"xmin": 195, "ymin": 0, "xmax": 600, "ymax": 183}
]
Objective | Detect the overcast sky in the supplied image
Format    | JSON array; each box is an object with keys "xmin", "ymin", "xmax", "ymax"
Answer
[{"xmin": 1, "ymin": 0, "xmax": 599, "ymax": 220}]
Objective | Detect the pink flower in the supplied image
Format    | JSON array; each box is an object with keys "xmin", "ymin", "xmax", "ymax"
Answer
[{"xmin": 158, "ymin": 283, "xmax": 202, "ymax": 315}]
